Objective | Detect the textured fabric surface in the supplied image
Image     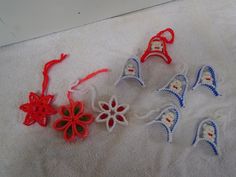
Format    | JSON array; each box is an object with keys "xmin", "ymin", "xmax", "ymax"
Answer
[{"xmin": 1, "ymin": 0, "xmax": 236, "ymax": 176}]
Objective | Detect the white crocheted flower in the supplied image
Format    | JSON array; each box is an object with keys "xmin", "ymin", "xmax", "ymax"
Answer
[
  {"xmin": 96, "ymin": 95, "xmax": 129, "ymax": 132},
  {"xmin": 202, "ymin": 123, "xmax": 215, "ymax": 142}
]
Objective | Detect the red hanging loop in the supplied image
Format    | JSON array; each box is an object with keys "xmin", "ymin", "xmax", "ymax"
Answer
[
  {"xmin": 42, "ymin": 53, "xmax": 68, "ymax": 95},
  {"xmin": 156, "ymin": 28, "xmax": 175, "ymax": 44}
]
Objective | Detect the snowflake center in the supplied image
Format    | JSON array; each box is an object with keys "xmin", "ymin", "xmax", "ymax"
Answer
[
  {"xmin": 70, "ymin": 115, "xmax": 77, "ymax": 122},
  {"xmin": 33, "ymin": 104, "xmax": 46, "ymax": 113},
  {"xmin": 110, "ymin": 110, "xmax": 115, "ymax": 116}
]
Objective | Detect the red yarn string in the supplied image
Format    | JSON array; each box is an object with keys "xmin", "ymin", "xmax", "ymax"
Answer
[
  {"xmin": 156, "ymin": 28, "xmax": 175, "ymax": 44},
  {"xmin": 67, "ymin": 68, "xmax": 109, "ymax": 102},
  {"xmin": 41, "ymin": 53, "xmax": 68, "ymax": 95}
]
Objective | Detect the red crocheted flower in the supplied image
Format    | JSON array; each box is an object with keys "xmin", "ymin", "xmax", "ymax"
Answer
[
  {"xmin": 19, "ymin": 92, "xmax": 57, "ymax": 126},
  {"xmin": 53, "ymin": 101, "xmax": 94, "ymax": 142}
]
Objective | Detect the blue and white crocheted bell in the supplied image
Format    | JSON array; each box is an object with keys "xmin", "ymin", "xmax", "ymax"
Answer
[
  {"xmin": 192, "ymin": 65, "xmax": 221, "ymax": 96},
  {"xmin": 192, "ymin": 118, "xmax": 219, "ymax": 155},
  {"xmin": 158, "ymin": 72, "xmax": 188, "ymax": 108},
  {"xmin": 146, "ymin": 104, "xmax": 180, "ymax": 143},
  {"xmin": 115, "ymin": 57, "xmax": 145, "ymax": 87}
]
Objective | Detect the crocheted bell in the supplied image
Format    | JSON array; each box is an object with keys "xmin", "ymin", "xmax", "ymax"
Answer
[
  {"xmin": 146, "ymin": 104, "xmax": 180, "ymax": 143},
  {"xmin": 140, "ymin": 28, "xmax": 175, "ymax": 64},
  {"xmin": 115, "ymin": 57, "xmax": 145, "ymax": 87},
  {"xmin": 53, "ymin": 68, "xmax": 109, "ymax": 142},
  {"xmin": 192, "ymin": 118, "xmax": 219, "ymax": 155},
  {"xmin": 19, "ymin": 53, "xmax": 68, "ymax": 127},
  {"xmin": 192, "ymin": 65, "xmax": 221, "ymax": 96},
  {"xmin": 158, "ymin": 66, "xmax": 188, "ymax": 108}
]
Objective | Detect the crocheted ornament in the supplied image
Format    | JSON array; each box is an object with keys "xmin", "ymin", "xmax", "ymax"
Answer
[
  {"xmin": 158, "ymin": 69, "xmax": 188, "ymax": 108},
  {"xmin": 19, "ymin": 53, "xmax": 68, "ymax": 127},
  {"xmin": 95, "ymin": 95, "xmax": 129, "ymax": 132},
  {"xmin": 140, "ymin": 28, "xmax": 175, "ymax": 64},
  {"xmin": 192, "ymin": 118, "xmax": 219, "ymax": 155},
  {"xmin": 53, "ymin": 68, "xmax": 109, "ymax": 142},
  {"xmin": 192, "ymin": 65, "xmax": 221, "ymax": 96},
  {"xmin": 115, "ymin": 57, "xmax": 145, "ymax": 87},
  {"xmin": 146, "ymin": 104, "xmax": 180, "ymax": 143}
]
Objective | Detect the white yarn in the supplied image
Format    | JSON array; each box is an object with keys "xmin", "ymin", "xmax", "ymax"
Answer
[
  {"xmin": 136, "ymin": 109, "xmax": 160, "ymax": 120},
  {"xmin": 67, "ymin": 79, "xmax": 101, "ymax": 112},
  {"xmin": 89, "ymin": 85, "xmax": 101, "ymax": 113},
  {"xmin": 176, "ymin": 62, "xmax": 188, "ymax": 75}
]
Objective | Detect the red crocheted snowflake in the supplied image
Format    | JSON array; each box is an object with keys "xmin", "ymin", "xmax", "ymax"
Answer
[
  {"xmin": 53, "ymin": 101, "xmax": 94, "ymax": 142},
  {"xmin": 19, "ymin": 53, "xmax": 68, "ymax": 127},
  {"xmin": 19, "ymin": 92, "xmax": 57, "ymax": 126}
]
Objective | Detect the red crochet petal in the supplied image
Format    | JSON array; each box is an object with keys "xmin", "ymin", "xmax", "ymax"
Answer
[
  {"xmin": 29, "ymin": 92, "xmax": 40, "ymax": 103},
  {"xmin": 116, "ymin": 104, "xmax": 129, "ymax": 114},
  {"xmin": 41, "ymin": 95, "xmax": 54, "ymax": 104},
  {"xmin": 74, "ymin": 123, "xmax": 88, "ymax": 139},
  {"xmin": 115, "ymin": 114, "xmax": 128, "ymax": 125},
  {"xmin": 108, "ymin": 118, "xmax": 114, "ymax": 127},
  {"xmin": 23, "ymin": 114, "xmax": 36, "ymax": 126},
  {"xmin": 59, "ymin": 105, "xmax": 71, "ymax": 118},
  {"xmin": 19, "ymin": 103, "xmax": 31, "ymax": 113},
  {"xmin": 99, "ymin": 101, "xmax": 110, "ymax": 111},
  {"xmin": 45, "ymin": 105, "xmax": 57, "ymax": 115},
  {"xmin": 96, "ymin": 112, "xmax": 109, "ymax": 122},
  {"xmin": 109, "ymin": 96, "xmax": 117, "ymax": 108},
  {"xmin": 53, "ymin": 118, "xmax": 70, "ymax": 131},
  {"xmin": 63, "ymin": 123, "xmax": 76, "ymax": 142},
  {"xmin": 78, "ymin": 113, "xmax": 94, "ymax": 125},
  {"xmin": 107, "ymin": 118, "xmax": 116, "ymax": 132},
  {"xmin": 72, "ymin": 101, "xmax": 84, "ymax": 117},
  {"xmin": 35, "ymin": 115, "xmax": 47, "ymax": 127}
]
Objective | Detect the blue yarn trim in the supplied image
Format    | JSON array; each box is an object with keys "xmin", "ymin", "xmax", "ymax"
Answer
[
  {"xmin": 158, "ymin": 122, "xmax": 171, "ymax": 142},
  {"xmin": 207, "ymin": 66, "xmax": 217, "ymax": 87},
  {"xmin": 202, "ymin": 84, "xmax": 220, "ymax": 96},
  {"xmin": 169, "ymin": 109, "xmax": 179, "ymax": 132},
  {"xmin": 206, "ymin": 140, "xmax": 219, "ymax": 155},
  {"xmin": 160, "ymin": 89, "xmax": 185, "ymax": 107},
  {"xmin": 119, "ymin": 75, "xmax": 145, "ymax": 86},
  {"xmin": 192, "ymin": 67, "xmax": 202, "ymax": 89}
]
